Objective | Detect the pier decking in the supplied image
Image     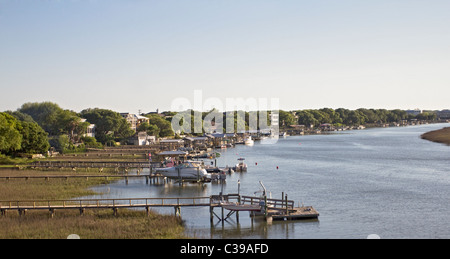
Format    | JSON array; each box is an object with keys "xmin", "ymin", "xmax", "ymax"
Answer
[{"xmin": 0, "ymin": 194, "xmax": 319, "ymax": 222}]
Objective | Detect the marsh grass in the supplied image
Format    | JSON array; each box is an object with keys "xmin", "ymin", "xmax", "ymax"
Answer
[
  {"xmin": 421, "ymin": 127, "xmax": 450, "ymax": 145},
  {"xmin": 0, "ymin": 169, "xmax": 187, "ymax": 239},
  {"xmin": 0, "ymin": 209, "xmax": 185, "ymax": 239}
]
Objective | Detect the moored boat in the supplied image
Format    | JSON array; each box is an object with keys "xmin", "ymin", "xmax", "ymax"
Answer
[
  {"xmin": 234, "ymin": 158, "xmax": 247, "ymax": 172},
  {"xmin": 155, "ymin": 160, "xmax": 210, "ymax": 181},
  {"xmin": 244, "ymin": 136, "xmax": 254, "ymax": 146}
]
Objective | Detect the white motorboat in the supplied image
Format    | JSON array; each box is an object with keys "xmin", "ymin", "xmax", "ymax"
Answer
[
  {"xmin": 244, "ymin": 136, "xmax": 254, "ymax": 146},
  {"xmin": 234, "ymin": 158, "xmax": 247, "ymax": 172},
  {"xmin": 155, "ymin": 161, "xmax": 210, "ymax": 181}
]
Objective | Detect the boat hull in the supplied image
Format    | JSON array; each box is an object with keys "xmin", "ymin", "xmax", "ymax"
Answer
[
  {"xmin": 220, "ymin": 202, "xmax": 261, "ymax": 212},
  {"xmin": 155, "ymin": 167, "xmax": 209, "ymax": 180}
]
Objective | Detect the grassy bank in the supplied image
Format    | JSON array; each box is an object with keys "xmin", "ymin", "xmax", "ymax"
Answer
[
  {"xmin": 0, "ymin": 169, "xmax": 186, "ymax": 239},
  {"xmin": 421, "ymin": 127, "xmax": 450, "ymax": 145}
]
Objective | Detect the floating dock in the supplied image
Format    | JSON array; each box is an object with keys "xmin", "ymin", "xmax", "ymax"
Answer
[{"xmin": 268, "ymin": 206, "xmax": 320, "ymax": 221}]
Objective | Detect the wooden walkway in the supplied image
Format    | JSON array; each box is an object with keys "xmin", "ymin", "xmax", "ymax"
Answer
[
  {"xmin": 0, "ymin": 174, "xmax": 161, "ymax": 184},
  {"xmin": 0, "ymin": 197, "xmax": 211, "ymax": 217},
  {"xmin": 29, "ymin": 161, "xmax": 159, "ymax": 169},
  {"xmin": 0, "ymin": 194, "xmax": 319, "ymax": 222}
]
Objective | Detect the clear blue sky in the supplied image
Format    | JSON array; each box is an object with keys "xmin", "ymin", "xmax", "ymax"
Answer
[{"xmin": 1, "ymin": 0, "xmax": 449, "ymax": 113}]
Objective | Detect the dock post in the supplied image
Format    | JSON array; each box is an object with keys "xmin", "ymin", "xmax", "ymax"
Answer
[
  {"xmin": 209, "ymin": 206, "xmax": 214, "ymax": 225},
  {"xmin": 49, "ymin": 209, "xmax": 55, "ymax": 218},
  {"xmin": 264, "ymin": 195, "xmax": 268, "ymax": 220},
  {"xmin": 285, "ymin": 194, "xmax": 289, "ymax": 215},
  {"xmin": 174, "ymin": 206, "xmax": 181, "ymax": 217},
  {"xmin": 236, "ymin": 194, "xmax": 241, "ymax": 223}
]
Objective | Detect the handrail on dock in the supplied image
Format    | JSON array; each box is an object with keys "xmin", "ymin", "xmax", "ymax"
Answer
[
  {"xmin": 240, "ymin": 195, "xmax": 294, "ymax": 209},
  {"xmin": 0, "ymin": 194, "xmax": 310, "ymax": 222},
  {"xmin": 0, "ymin": 197, "xmax": 211, "ymax": 210}
]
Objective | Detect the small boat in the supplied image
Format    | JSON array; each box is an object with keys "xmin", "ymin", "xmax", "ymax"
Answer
[
  {"xmin": 155, "ymin": 161, "xmax": 210, "ymax": 181},
  {"xmin": 220, "ymin": 201, "xmax": 261, "ymax": 212},
  {"xmin": 244, "ymin": 136, "xmax": 254, "ymax": 146},
  {"xmin": 234, "ymin": 158, "xmax": 247, "ymax": 172}
]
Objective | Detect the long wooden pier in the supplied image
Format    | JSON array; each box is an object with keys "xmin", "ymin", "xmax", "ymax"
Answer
[
  {"xmin": 29, "ymin": 161, "xmax": 159, "ymax": 169},
  {"xmin": 0, "ymin": 197, "xmax": 211, "ymax": 217},
  {"xmin": 0, "ymin": 194, "xmax": 319, "ymax": 222},
  {"xmin": 0, "ymin": 174, "xmax": 159, "ymax": 184}
]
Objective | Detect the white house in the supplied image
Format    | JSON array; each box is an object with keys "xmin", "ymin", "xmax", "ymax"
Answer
[{"xmin": 80, "ymin": 119, "xmax": 96, "ymax": 138}]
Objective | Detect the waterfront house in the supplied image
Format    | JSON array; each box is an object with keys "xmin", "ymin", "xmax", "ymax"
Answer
[
  {"xmin": 120, "ymin": 113, "xmax": 150, "ymax": 131},
  {"xmin": 129, "ymin": 132, "xmax": 156, "ymax": 146},
  {"xmin": 80, "ymin": 119, "xmax": 96, "ymax": 138}
]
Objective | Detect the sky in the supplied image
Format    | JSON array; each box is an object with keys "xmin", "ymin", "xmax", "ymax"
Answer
[{"xmin": 1, "ymin": 0, "xmax": 450, "ymax": 113}]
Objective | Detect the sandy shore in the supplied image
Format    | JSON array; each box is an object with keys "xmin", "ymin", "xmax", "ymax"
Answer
[{"xmin": 421, "ymin": 127, "xmax": 450, "ymax": 145}]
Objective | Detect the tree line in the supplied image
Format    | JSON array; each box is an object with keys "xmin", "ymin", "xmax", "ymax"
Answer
[
  {"xmin": 0, "ymin": 101, "xmax": 439, "ymax": 156},
  {"xmin": 0, "ymin": 102, "xmax": 174, "ymax": 156},
  {"xmin": 279, "ymin": 108, "xmax": 437, "ymax": 128}
]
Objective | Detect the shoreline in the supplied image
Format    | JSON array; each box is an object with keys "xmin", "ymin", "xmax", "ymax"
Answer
[{"xmin": 421, "ymin": 127, "xmax": 450, "ymax": 146}]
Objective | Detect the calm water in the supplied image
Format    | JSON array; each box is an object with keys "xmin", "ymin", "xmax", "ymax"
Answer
[{"xmin": 86, "ymin": 123, "xmax": 450, "ymax": 239}]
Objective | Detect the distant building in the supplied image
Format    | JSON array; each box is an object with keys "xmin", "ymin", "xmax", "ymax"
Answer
[
  {"xmin": 80, "ymin": 119, "xmax": 96, "ymax": 138},
  {"xmin": 406, "ymin": 109, "xmax": 422, "ymax": 116},
  {"xmin": 437, "ymin": 110, "xmax": 450, "ymax": 119},
  {"xmin": 120, "ymin": 113, "xmax": 150, "ymax": 131},
  {"xmin": 130, "ymin": 132, "xmax": 156, "ymax": 146}
]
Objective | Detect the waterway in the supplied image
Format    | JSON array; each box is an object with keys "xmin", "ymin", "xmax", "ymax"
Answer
[{"xmin": 86, "ymin": 123, "xmax": 450, "ymax": 239}]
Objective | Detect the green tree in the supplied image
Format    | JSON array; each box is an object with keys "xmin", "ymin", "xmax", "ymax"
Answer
[
  {"xmin": 137, "ymin": 122, "xmax": 160, "ymax": 137},
  {"xmin": 80, "ymin": 108, "xmax": 134, "ymax": 144},
  {"xmin": 19, "ymin": 102, "xmax": 63, "ymax": 135},
  {"xmin": 19, "ymin": 102, "xmax": 86, "ymax": 142},
  {"xmin": 49, "ymin": 135, "xmax": 70, "ymax": 153},
  {"xmin": 18, "ymin": 121, "xmax": 50, "ymax": 154},
  {"xmin": 0, "ymin": 113, "xmax": 22, "ymax": 154},
  {"xmin": 146, "ymin": 114, "xmax": 174, "ymax": 137},
  {"xmin": 279, "ymin": 110, "xmax": 296, "ymax": 127},
  {"xmin": 297, "ymin": 110, "xmax": 319, "ymax": 127}
]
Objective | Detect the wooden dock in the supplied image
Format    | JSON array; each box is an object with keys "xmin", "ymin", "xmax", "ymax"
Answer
[
  {"xmin": 0, "ymin": 197, "xmax": 211, "ymax": 217},
  {"xmin": 0, "ymin": 174, "xmax": 160, "ymax": 185},
  {"xmin": 0, "ymin": 194, "xmax": 319, "ymax": 223},
  {"xmin": 29, "ymin": 160, "xmax": 158, "ymax": 169},
  {"xmin": 210, "ymin": 194, "xmax": 319, "ymax": 223}
]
